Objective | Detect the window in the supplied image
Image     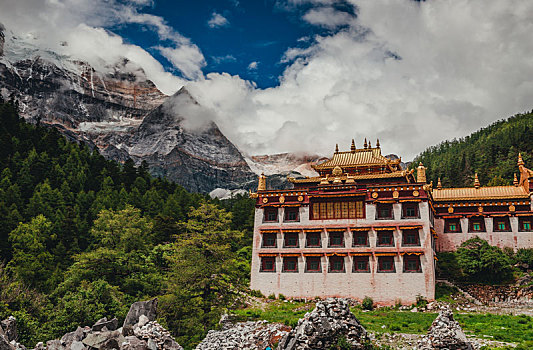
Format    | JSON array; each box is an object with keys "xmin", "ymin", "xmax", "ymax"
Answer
[
  {"xmin": 282, "ymin": 257, "xmax": 298, "ymax": 272},
  {"xmin": 378, "ymin": 256, "xmax": 395, "ymax": 272},
  {"xmin": 305, "ymin": 257, "xmax": 322, "ymax": 272},
  {"xmin": 329, "ymin": 231, "xmax": 345, "ymax": 247},
  {"xmin": 284, "ymin": 207, "xmax": 299, "ymax": 222},
  {"xmin": 264, "ymin": 208, "xmax": 278, "ymax": 222},
  {"xmin": 377, "ymin": 231, "xmax": 394, "ymax": 246},
  {"xmin": 311, "ymin": 200, "xmax": 364, "ymax": 220},
  {"xmin": 283, "ymin": 232, "xmax": 299, "ymax": 248},
  {"xmin": 402, "ymin": 230, "xmax": 420, "ymax": 246},
  {"xmin": 444, "ymin": 219, "xmax": 461, "ymax": 233},
  {"xmin": 519, "ymin": 217, "xmax": 532, "ymax": 232},
  {"xmin": 262, "ymin": 233, "xmax": 277, "ymax": 247},
  {"xmin": 493, "ymin": 218, "xmax": 510, "ymax": 232},
  {"xmin": 352, "ymin": 256, "xmax": 370, "ymax": 272},
  {"xmin": 376, "ymin": 203, "xmax": 393, "ymax": 219},
  {"xmin": 403, "ymin": 256, "xmax": 422, "ymax": 273},
  {"xmin": 402, "ymin": 203, "xmax": 419, "ymax": 218},
  {"xmin": 353, "ymin": 231, "xmax": 369, "ymax": 246},
  {"xmin": 469, "ymin": 218, "xmax": 486, "ymax": 232},
  {"xmin": 329, "ymin": 256, "xmax": 345, "ymax": 272},
  {"xmin": 306, "ymin": 232, "xmax": 321, "ymax": 247},
  {"xmin": 260, "ymin": 257, "xmax": 275, "ymax": 272}
]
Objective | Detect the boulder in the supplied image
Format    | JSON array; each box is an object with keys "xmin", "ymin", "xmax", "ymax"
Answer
[
  {"xmin": 123, "ymin": 299, "xmax": 158, "ymax": 336},
  {"xmin": 134, "ymin": 321, "xmax": 182, "ymax": 350},
  {"xmin": 93, "ymin": 318, "xmax": 119, "ymax": 332},
  {"xmin": 70, "ymin": 341, "xmax": 86, "ymax": 350},
  {"xmin": 82, "ymin": 330, "xmax": 124, "ymax": 349},
  {"xmin": 418, "ymin": 306, "xmax": 475, "ymax": 350},
  {"xmin": 46, "ymin": 340, "xmax": 64, "ymax": 350},
  {"xmin": 0, "ymin": 335, "xmax": 14, "ymax": 350},
  {"xmin": 1, "ymin": 317, "xmax": 17, "ymax": 342},
  {"xmin": 278, "ymin": 298, "xmax": 369, "ymax": 350},
  {"xmin": 120, "ymin": 336, "xmax": 148, "ymax": 350},
  {"xmin": 60, "ymin": 327, "xmax": 85, "ymax": 348}
]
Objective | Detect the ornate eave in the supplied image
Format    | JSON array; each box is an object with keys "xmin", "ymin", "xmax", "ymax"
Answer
[
  {"xmin": 432, "ymin": 185, "xmax": 530, "ymax": 202},
  {"xmin": 311, "ymin": 147, "xmax": 397, "ymax": 171}
]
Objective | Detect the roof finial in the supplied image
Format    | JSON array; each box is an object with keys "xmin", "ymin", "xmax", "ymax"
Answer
[
  {"xmin": 351, "ymin": 139, "xmax": 356, "ymax": 152},
  {"xmin": 364, "ymin": 138, "xmax": 368, "ymax": 149},
  {"xmin": 474, "ymin": 173, "xmax": 480, "ymax": 189},
  {"xmin": 513, "ymin": 173, "xmax": 519, "ymax": 186},
  {"xmin": 335, "ymin": 143, "xmax": 339, "ymax": 153},
  {"xmin": 257, "ymin": 173, "xmax": 266, "ymax": 191},
  {"xmin": 368, "ymin": 140, "xmax": 372, "ymax": 148},
  {"xmin": 376, "ymin": 138, "xmax": 380, "ymax": 148},
  {"xmin": 417, "ymin": 162, "xmax": 427, "ymax": 183},
  {"xmin": 518, "ymin": 153, "xmax": 524, "ymax": 166},
  {"xmin": 437, "ymin": 177, "xmax": 442, "ymax": 190}
]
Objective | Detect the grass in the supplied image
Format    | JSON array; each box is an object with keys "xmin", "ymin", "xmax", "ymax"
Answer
[{"xmin": 233, "ymin": 301, "xmax": 533, "ymax": 347}]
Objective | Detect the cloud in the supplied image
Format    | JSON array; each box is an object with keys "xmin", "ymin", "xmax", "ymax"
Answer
[
  {"xmin": 247, "ymin": 61, "xmax": 259, "ymax": 70},
  {"xmin": 207, "ymin": 12, "xmax": 230, "ymax": 28},
  {"xmin": 212, "ymin": 54, "xmax": 237, "ymax": 65},
  {"xmin": 186, "ymin": 0, "xmax": 533, "ymax": 160},
  {"xmin": 302, "ymin": 6, "xmax": 355, "ymax": 29},
  {"xmin": 0, "ymin": 0, "xmax": 204, "ymax": 94}
]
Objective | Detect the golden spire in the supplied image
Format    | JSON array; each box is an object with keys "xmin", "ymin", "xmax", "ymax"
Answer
[
  {"xmin": 376, "ymin": 138, "xmax": 380, "ymax": 148},
  {"xmin": 351, "ymin": 139, "xmax": 356, "ymax": 152},
  {"xmin": 335, "ymin": 144, "xmax": 339, "ymax": 153},
  {"xmin": 437, "ymin": 177, "xmax": 442, "ymax": 190},
  {"xmin": 513, "ymin": 173, "xmax": 519, "ymax": 186},
  {"xmin": 368, "ymin": 140, "xmax": 372, "ymax": 148},
  {"xmin": 257, "ymin": 173, "xmax": 266, "ymax": 191},
  {"xmin": 364, "ymin": 138, "xmax": 368, "ymax": 149},
  {"xmin": 474, "ymin": 173, "xmax": 480, "ymax": 189},
  {"xmin": 518, "ymin": 153, "xmax": 524, "ymax": 166},
  {"xmin": 417, "ymin": 162, "xmax": 427, "ymax": 183}
]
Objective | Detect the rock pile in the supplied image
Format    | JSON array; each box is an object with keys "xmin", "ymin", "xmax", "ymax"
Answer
[
  {"xmin": 196, "ymin": 321, "xmax": 290, "ymax": 350},
  {"xmin": 278, "ymin": 298, "xmax": 369, "ymax": 350},
  {"xmin": 0, "ymin": 299, "xmax": 183, "ymax": 350},
  {"xmin": 418, "ymin": 306, "xmax": 476, "ymax": 350}
]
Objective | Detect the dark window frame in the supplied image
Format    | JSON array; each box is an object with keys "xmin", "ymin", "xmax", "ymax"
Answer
[
  {"xmin": 305, "ymin": 232, "xmax": 322, "ymax": 248},
  {"xmin": 352, "ymin": 256, "xmax": 370, "ymax": 273},
  {"xmin": 284, "ymin": 207, "xmax": 300, "ymax": 222},
  {"xmin": 328, "ymin": 256, "xmax": 345, "ymax": 273},
  {"xmin": 519, "ymin": 217, "xmax": 532, "ymax": 232},
  {"xmin": 353, "ymin": 231, "xmax": 369, "ymax": 247},
  {"xmin": 263, "ymin": 208, "xmax": 278, "ymax": 222},
  {"xmin": 305, "ymin": 256, "xmax": 322, "ymax": 272},
  {"xmin": 260, "ymin": 257, "xmax": 276, "ymax": 272},
  {"xmin": 283, "ymin": 232, "xmax": 299, "ymax": 248},
  {"xmin": 403, "ymin": 255, "xmax": 422, "ymax": 273},
  {"xmin": 402, "ymin": 203, "xmax": 420, "ymax": 219},
  {"xmin": 376, "ymin": 203, "xmax": 394, "ymax": 220},
  {"xmin": 377, "ymin": 256, "xmax": 396, "ymax": 273},
  {"xmin": 493, "ymin": 217, "xmax": 511, "ymax": 232},
  {"xmin": 261, "ymin": 233, "xmax": 277, "ymax": 248},
  {"xmin": 468, "ymin": 218, "xmax": 486, "ymax": 233},
  {"xmin": 444, "ymin": 219, "xmax": 461, "ymax": 233},
  {"xmin": 328, "ymin": 231, "xmax": 345, "ymax": 248},
  {"xmin": 377, "ymin": 231, "xmax": 394, "ymax": 247},
  {"xmin": 282, "ymin": 257, "xmax": 298, "ymax": 272},
  {"xmin": 402, "ymin": 229, "xmax": 420, "ymax": 246}
]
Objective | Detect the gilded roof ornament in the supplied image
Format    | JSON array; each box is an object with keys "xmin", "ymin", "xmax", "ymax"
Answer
[
  {"xmin": 368, "ymin": 140, "xmax": 372, "ymax": 148},
  {"xmin": 513, "ymin": 173, "xmax": 519, "ymax": 186},
  {"xmin": 518, "ymin": 153, "xmax": 524, "ymax": 166},
  {"xmin": 437, "ymin": 177, "xmax": 442, "ymax": 190},
  {"xmin": 351, "ymin": 139, "xmax": 356, "ymax": 152},
  {"xmin": 364, "ymin": 138, "xmax": 368, "ymax": 149},
  {"xmin": 332, "ymin": 165, "xmax": 343, "ymax": 176},
  {"xmin": 416, "ymin": 162, "xmax": 427, "ymax": 183},
  {"xmin": 376, "ymin": 138, "xmax": 380, "ymax": 148},
  {"xmin": 474, "ymin": 173, "xmax": 480, "ymax": 189},
  {"xmin": 257, "ymin": 172, "xmax": 266, "ymax": 191}
]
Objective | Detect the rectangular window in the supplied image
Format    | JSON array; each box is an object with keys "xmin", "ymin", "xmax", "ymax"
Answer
[
  {"xmin": 403, "ymin": 256, "xmax": 422, "ymax": 273},
  {"xmin": 493, "ymin": 218, "xmax": 510, "ymax": 232},
  {"xmin": 402, "ymin": 230, "xmax": 420, "ymax": 246},
  {"xmin": 519, "ymin": 217, "xmax": 532, "ymax": 231},
  {"xmin": 444, "ymin": 219, "xmax": 461, "ymax": 233},
  {"xmin": 402, "ymin": 203, "xmax": 419, "ymax": 218},
  {"xmin": 284, "ymin": 208, "xmax": 299, "ymax": 222},
  {"xmin": 377, "ymin": 231, "xmax": 394, "ymax": 246},
  {"xmin": 353, "ymin": 256, "xmax": 370, "ymax": 272},
  {"xmin": 260, "ymin": 257, "xmax": 275, "ymax": 272},
  {"xmin": 376, "ymin": 203, "xmax": 393, "ymax": 219},
  {"xmin": 264, "ymin": 208, "xmax": 278, "ymax": 222},
  {"xmin": 262, "ymin": 233, "xmax": 277, "ymax": 247},
  {"xmin": 329, "ymin": 256, "xmax": 345, "ymax": 272},
  {"xmin": 378, "ymin": 256, "xmax": 395, "ymax": 272},
  {"xmin": 329, "ymin": 232, "xmax": 345, "ymax": 247},
  {"xmin": 306, "ymin": 232, "xmax": 321, "ymax": 247},
  {"xmin": 284, "ymin": 232, "xmax": 299, "ymax": 248},
  {"xmin": 305, "ymin": 257, "xmax": 321, "ymax": 272},
  {"xmin": 353, "ymin": 231, "xmax": 369, "ymax": 246},
  {"xmin": 311, "ymin": 201, "xmax": 365, "ymax": 219},
  {"xmin": 469, "ymin": 218, "xmax": 486, "ymax": 232},
  {"xmin": 282, "ymin": 257, "xmax": 298, "ymax": 272}
]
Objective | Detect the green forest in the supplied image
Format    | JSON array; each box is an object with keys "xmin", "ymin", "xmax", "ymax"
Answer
[
  {"xmin": 412, "ymin": 111, "xmax": 533, "ymax": 187},
  {"xmin": 0, "ymin": 99, "xmax": 255, "ymax": 349}
]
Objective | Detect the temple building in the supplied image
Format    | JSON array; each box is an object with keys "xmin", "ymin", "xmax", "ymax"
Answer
[{"xmin": 249, "ymin": 140, "xmax": 533, "ymax": 304}]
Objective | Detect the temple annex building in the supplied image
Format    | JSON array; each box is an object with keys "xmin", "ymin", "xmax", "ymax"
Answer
[{"xmin": 249, "ymin": 140, "xmax": 533, "ymax": 304}]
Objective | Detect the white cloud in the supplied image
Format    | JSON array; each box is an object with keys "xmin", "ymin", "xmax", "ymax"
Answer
[
  {"xmin": 157, "ymin": 45, "xmax": 206, "ymax": 80},
  {"xmin": 207, "ymin": 12, "xmax": 230, "ymax": 28},
  {"xmin": 247, "ymin": 61, "xmax": 259, "ymax": 70},
  {"xmin": 186, "ymin": 0, "xmax": 533, "ymax": 160},
  {"xmin": 302, "ymin": 7, "xmax": 355, "ymax": 29}
]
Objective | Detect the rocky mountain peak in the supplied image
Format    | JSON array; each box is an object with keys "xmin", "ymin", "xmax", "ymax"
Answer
[{"xmin": 0, "ymin": 23, "xmax": 5, "ymax": 57}]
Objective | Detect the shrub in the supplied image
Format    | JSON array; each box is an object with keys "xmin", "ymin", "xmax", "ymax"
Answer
[
  {"xmin": 249, "ymin": 289, "xmax": 265, "ymax": 298},
  {"xmin": 267, "ymin": 293, "xmax": 276, "ymax": 300},
  {"xmin": 436, "ymin": 252, "xmax": 463, "ymax": 280},
  {"xmin": 415, "ymin": 295, "xmax": 428, "ymax": 308},
  {"xmin": 278, "ymin": 293, "xmax": 286, "ymax": 300},
  {"xmin": 362, "ymin": 296, "xmax": 374, "ymax": 311},
  {"xmin": 394, "ymin": 299, "xmax": 402, "ymax": 309}
]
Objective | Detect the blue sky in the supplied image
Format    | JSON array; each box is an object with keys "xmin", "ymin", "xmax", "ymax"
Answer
[{"xmin": 112, "ymin": 0, "xmax": 356, "ymax": 88}]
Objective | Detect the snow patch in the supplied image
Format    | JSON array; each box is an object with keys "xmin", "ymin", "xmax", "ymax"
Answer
[{"xmin": 209, "ymin": 188, "xmax": 248, "ymax": 200}]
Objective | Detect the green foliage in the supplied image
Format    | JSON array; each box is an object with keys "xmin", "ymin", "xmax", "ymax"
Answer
[
  {"xmin": 456, "ymin": 237, "xmax": 513, "ymax": 283},
  {"xmin": 415, "ymin": 295, "xmax": 428, "ymax": 308},
  {"xmin": 362, "ymin": 296, "xmax": 374, "ymax": 311},
  {"xmin": 412, "ymin": 111, "xmax": 533, "ymax": 187}
]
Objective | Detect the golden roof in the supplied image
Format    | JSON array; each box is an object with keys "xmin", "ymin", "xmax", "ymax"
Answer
[
  {"xmin": 312, "ymin": 147, "xmax": 396, "ymax": 170},
  {"xmin": 290, "ymin": 171, "xmax": 410, "ymax": 184},
  {"xmin": 432, "ymin": 185, "xmax": 530, "ymax": 201}
]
